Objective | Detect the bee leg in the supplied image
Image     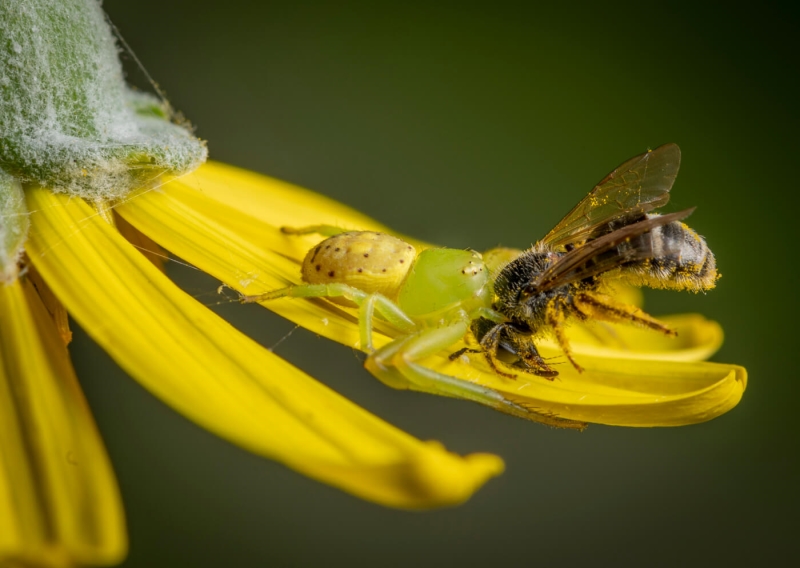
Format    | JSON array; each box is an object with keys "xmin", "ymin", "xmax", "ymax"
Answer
[
  {"xmin": 572, "ymin": 292, "xmax": 677, "ymax": 336},
  {"xmin": 477, "ymin": 324, "xmax": 518, "ymax": 379},
  {"xmin": 545, "ymin": 297, "xmax": 584, "ymax": 373},
  {"xmin": 510, "ymin": 339, "xmax": 559, "ymax": 379},
  {"xmin": 448, "ymin": 347, "xmax": 482, "ymax": 361},
  {"xmin": 478, "ymin": 323, "xmax": 558, "ymax": 379}
]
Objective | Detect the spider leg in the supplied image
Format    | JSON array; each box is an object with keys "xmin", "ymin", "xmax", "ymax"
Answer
[
  {"xmin": 365, "ymin": 322, "xmax": 581, "ymax": 427},
  {"xmin": 241, "ymin": 283, "xmax": 415, "ymax": 350},
  {"xmin": 279, "ymin": 224, "xmax": 349, "ymax": 237}
]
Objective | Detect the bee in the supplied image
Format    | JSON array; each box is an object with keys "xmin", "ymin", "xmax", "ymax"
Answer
[
  {"xmin": 244, "ymin": 143, "xmax": 716, "ymax": 422},
  {"xmin": 457, "ymin": 142, "xmax": 717, "ymax": 378}
]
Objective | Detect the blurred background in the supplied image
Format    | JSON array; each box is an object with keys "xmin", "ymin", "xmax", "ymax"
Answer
[{"xmin": 75, "ymin": 1, "xmax": 796, "ymax": 566}]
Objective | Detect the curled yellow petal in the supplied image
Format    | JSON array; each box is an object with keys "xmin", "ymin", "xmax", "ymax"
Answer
[
  {"xmin": 0, "ymin": 277, "xmax": 126, "ymax": 567},
  {"xmin": 116, "ymin": 163, "xmax": 745, "ymax": 428},
  {"xmin": 549, "ymin": 313, "xmax": 725, "ymax": 363},
  {"xmin": 24, "ymin": 186, "xmax": 503, "ymax": 509},
  {"xmin": 405, "ymin": 313, "xmax": 744, "ymax": 427},
  {"xmin": 433, "ymin": 351, "xmax": 746, "ymax": 427}
]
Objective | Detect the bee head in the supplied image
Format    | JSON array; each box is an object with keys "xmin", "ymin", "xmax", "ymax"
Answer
[{"xmin": 493, "ymin": 250, "xmax": 553, "ymax": 312}]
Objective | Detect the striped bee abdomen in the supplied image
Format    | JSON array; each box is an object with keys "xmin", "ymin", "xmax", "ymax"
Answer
[{"xmin": 621, "ymin": 216, "xmax": 718, "ymax": 291}]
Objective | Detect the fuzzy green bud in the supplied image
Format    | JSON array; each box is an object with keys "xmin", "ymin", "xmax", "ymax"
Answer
[{"xmin": 0, "ymin": 0, "xmax": 207, "ymax": 200}]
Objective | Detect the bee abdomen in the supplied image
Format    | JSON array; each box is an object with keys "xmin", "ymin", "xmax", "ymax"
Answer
[{"xmin": 623, "ymin": 219, "xmax": 718, "ymax": 292}]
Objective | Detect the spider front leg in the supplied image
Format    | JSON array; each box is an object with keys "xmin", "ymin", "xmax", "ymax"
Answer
[
  {"xmin": 365, "ymin": 321, "xmax": 526, "ymax": 415},
  {"xmin": 365, "ymin": 322, "xmax": 584, "ymax": 427},
  {"xmin": 241, "ymin": 283, "xmax": 415, "ymax": 351}
]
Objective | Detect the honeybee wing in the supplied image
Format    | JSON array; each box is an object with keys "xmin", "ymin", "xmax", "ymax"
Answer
[
  {"xmin": 541, "ymin": 143, "xmax": 681, "ymax": 248},
  {"xmin": 524, "ymin": 208, "xmax": 695, "ymax": 295}
]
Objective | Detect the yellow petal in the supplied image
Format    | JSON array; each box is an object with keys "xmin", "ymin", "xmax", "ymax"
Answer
[
  {"xmin": 116, "ymin": 164, "xmax": 744, "ymax": 427},
  {"xmin": 562, "ymin": 313, "xmax": 724, "ymax": 362},
  {"xmin": 117, "ymin": 168, "xmax": 369, "ymax": 349},
  {"xmin": 0, "ymin": 277, "xmax": 126, "ymax": 567},
  {"xmin": 114, "ymin": 212, "xmax": 168, "ymax": 274},
  {"xmin": 413, "ymin": 316, "xmax": 744, "ymax": 427},
  {"xmin": 433, "ymin": 351, "xmax": 746, "ymax": 427},
  {"xmin": 26, "ymin": 267, "xmax": 73, "ymax": 346},
  {"xmin": 178, "ymin": 161, "xmax": 399, "ymax": 236},
  {"xmin": 24, "ymin": 186, "xmax": 503, "ymax": 509}
]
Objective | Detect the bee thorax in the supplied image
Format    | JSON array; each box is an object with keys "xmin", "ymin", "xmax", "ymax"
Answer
[{"xmin": 492, "ymin": 249, "xmax": 564, "ymax": 329}]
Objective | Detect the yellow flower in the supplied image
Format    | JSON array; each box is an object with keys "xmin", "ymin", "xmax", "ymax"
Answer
[
  {"xmin": 116, "ymin": 161, "xmax": 746, "ymax": 429},
  {"xmin": 0, "ymin": 5, "xmax": 746, "ymax": 564},
  {"xmin": 3, "ymin": 159, "xmax": 746, "ymax": 567}
]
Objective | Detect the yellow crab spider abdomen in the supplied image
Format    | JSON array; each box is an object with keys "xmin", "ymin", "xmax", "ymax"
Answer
[{"xmin": 300, "ymin": 231, "xmax": 417, "ymax": 301}]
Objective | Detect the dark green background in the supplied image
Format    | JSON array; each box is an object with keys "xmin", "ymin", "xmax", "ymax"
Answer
[{"xmin": 72, "ymin": 1, "xmax": 796, "ymax": 566}]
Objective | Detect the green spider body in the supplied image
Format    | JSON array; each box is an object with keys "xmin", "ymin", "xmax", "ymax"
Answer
[
  {"xmin": 397, "ymin": 247, "xmax": 492, "ymax": 322},
  {"xmin": 297, "ymin": 230, "xmax": 492, "ymax": 324}
]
